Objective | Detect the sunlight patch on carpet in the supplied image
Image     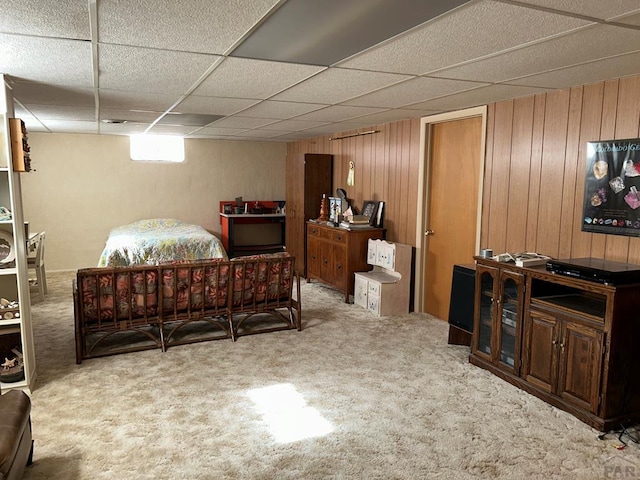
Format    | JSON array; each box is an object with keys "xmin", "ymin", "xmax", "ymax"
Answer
[{"xmin": 247, "ymin": 384, "xmax": 334, "ymax": 444}]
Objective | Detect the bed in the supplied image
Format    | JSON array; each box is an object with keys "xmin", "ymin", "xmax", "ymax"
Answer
[{"xmin": 97, "ymin": 218, "xmax": 228, "ymax": 267}]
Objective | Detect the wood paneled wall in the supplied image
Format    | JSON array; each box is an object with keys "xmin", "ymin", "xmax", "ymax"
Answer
[
  {"xmin": 287, "ymin": 73, "xmax": 640, "ymax": 264},
  {"xmin": 482, "ymin": 74, "xmax": 640, "ymax": 263},
  {"xmin": 286, "ymin": 119, "xmax": 421, "ymax": 247}
]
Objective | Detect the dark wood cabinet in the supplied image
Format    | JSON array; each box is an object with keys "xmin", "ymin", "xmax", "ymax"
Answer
[
  {"xmin": 306, "ymin": 222, "xmax": 383, "ymax": 303},
  {"xmin": 285, "ymin": 153, "xmax": 332, "ymax": 277},
  {"xmin": 470, "ymin": 257, "xmax": 640, "ymax": 431}
]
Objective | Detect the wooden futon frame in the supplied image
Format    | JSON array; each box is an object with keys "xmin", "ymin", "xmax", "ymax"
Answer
[{"xmin": 73, "ymin": 253, "xmax": 300, "ymax": 363}]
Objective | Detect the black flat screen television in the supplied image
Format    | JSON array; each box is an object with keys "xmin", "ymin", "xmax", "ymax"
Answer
[{"xmin": 582, "ymin": 138, "xmax": 640, "ymax": 237}]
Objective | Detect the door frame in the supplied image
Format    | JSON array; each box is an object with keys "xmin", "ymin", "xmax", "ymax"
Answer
[{"xmin": 414, "ymin": 105, "xmax": 487, "ymax": 313}]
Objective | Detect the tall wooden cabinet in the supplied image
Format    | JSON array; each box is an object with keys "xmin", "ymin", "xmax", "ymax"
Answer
[
  {"xmin": 0, "ymin": 74, "xmax": 36, "ymax": 392},
  {"xmin": 285, "ymin": 153, "xmax": 332, "ymax": 277},
  {"xmin": 470, "ymin": 257, "xmax": 640, "ymax": 431}
]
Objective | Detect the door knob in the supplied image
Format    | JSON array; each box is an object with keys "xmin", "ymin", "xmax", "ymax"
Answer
[{"xmin": 425, "ymin": 230, "xmax": 435, "ymax": 236}]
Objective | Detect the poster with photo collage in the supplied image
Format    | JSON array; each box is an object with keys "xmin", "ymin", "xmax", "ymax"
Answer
[{"xmin": 582, "ymin": 138, "xmax": 640, "ymax": 237}]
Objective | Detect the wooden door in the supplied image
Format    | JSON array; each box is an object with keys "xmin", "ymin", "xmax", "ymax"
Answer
[
  {"xmin": 557, "ymin": 321, "xmax": 604, "ymax": 414},
  {"xmin": 522, "ymin": 309, "xmax": 559, "ymax": 394},
  {"xmin": 423, "ymin": 116, "xmax": 482, "ymax": 320},
  {"xmin": 285, "ymin": 154, "xmax": 303, "ymax": 268}
]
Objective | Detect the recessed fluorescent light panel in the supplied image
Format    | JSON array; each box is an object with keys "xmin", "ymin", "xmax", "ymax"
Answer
[
  {"xmin": 231, "ymin": 0, "xmax": 471, "ymax": 65},
  {"xmin": 130, "ymin": 134, "xmax": 185, "ymax": 162}
]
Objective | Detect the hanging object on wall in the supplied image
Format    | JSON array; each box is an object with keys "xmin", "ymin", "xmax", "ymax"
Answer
[{"xmin": 347, "ymin": 161, "xmax": 355, "ymax": 186}]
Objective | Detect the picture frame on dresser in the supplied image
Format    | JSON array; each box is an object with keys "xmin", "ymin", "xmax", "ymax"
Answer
[{"xmin": 361, "ymin": 201, "xmax": 378, "ymax": 226}]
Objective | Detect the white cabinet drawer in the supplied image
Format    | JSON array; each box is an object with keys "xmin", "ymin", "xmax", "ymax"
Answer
[
  {"xmin": 368, "ymin": 280, "xmax": 381, "ymax": 296},
  {"xmin": 354, "ymin": 274, "xmax": 368, "ymax": 308},
  {"xmin": 367, "ymin": 294, "xmax": 380, "ymax": 315}
]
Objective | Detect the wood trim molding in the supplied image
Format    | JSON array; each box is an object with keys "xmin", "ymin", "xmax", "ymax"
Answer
[{"xmin": 414, "ymin": 105, "xmax": 487, "ymax": 313}]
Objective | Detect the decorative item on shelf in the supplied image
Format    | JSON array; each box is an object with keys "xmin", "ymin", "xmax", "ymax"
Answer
[
  {"xmin": 9, "ymin": 118, "xmax": 32, "ymax": 172},
  {"xmin": 0, "ymin": 346, "xmax": 24, "ymax": 383},
  {"xmin": 361, "ymin": 201, "xmax": 378, "ymax": 226},
  {"xmin": 0, "ymin": 231, "xmax": 15, "ymax": 265},
  {"xmin": 374, "ymin": 201, "xmax": 385, "ymax": 228},
  {"xmin": 329, "ymin": 196, "xmax": 342, "ymax": 224},
  {"xmin": 317, "ymin": 194, "xmax": 329, "ymax": 222},
  {"xmin": 0, "ymin": 206, "xmax": 11, "ymax": 221}
]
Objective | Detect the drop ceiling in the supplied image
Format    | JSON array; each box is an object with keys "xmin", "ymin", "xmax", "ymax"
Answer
[{"xmin": 1, "ymin": 0, "xmax": 639, "ymax": 142}]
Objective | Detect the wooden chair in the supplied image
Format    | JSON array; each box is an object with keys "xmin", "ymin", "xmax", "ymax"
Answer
[{"xmin": 28, "ymin": 231, "xmax": 47, "ymax": 303}]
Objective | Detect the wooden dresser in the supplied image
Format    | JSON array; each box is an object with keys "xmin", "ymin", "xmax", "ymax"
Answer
[{"xmin": 307, "ymin": 222, "xmax": 383, "ymax": 303}]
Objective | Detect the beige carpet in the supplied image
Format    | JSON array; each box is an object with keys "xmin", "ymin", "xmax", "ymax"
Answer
[{"xmin": 20, "ymin": 271, "xmax": 639, "ymax": 479}]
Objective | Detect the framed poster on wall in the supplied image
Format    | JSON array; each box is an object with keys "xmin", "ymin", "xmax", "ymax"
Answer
[{"xmin": 582, "ymin": 138, "xmax": 640, "ymax": 237}]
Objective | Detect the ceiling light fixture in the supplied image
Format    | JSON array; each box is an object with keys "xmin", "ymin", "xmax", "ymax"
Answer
[{"xmin": 101, "ymin": 119, "xmax": 128, "ymax": 124}]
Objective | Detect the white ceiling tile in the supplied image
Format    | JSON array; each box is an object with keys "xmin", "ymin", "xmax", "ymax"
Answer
[
  {"xmin": 614, "ymin": 11, "xmax": 640, "ymax": 27},
  {"xmin": 209, "ymin": 116, "xmax": 279, "ymax": 129},
  {"xmin": 236, "ymin": 101, "xmax": 327, "ymax": 119},
  {"xmin": 293, "ymin": 105, "xmax": 387, "ymax": 122},
  {"xmin": 301, "ymin": 122, "xmax": 375, "ymax": 137},
  {"xmin": 509, "ymin": 0, "xmax": 640, "ymax": 20},
  {"xmin": 348, "ymin": 109, "xmax": 433, "ymax": 125},
  {"xmin": 272, "ymin": 68, "xmax": 411, "ymax": 104},
  {"xmin": 99, "ymin": 89, "xmax": 178, "ymax": 111},
  {"xmin": 99, "ymin": 109, "xmax": 163, "ymax": 124},
  {"xmin": 506, "ymin": 51, "xmax": 640, "ymax": 89},
  {"xmin": 11, "ymin": 82, "xmax": 94, "ymax": 107},
  {"xmin": 343, "ymin": 77, "xmax": 489, "ymax": 108},
  {"xmin": 338, "ymin": 1, "xmax": 590, "ymax": 74},
  {"xmin": 98, "ymin": 0, "xmax": 281, "ymax": 54},
  {"xmin": 432, "ymin": 24, "xmax": 640, "ymax": 83},
  {"xmin": 193, "ymin": 126, "xmax": 250, "ymax": 136},
  {"xmin": 260, "ymin": 119, "xmax": 332, "ymax": 131},
  {"xmin": 98, "ymin": 44, "xmax": 220, "ymax": 94},
  {"xmin": 0, "ymin": 0, "xmax": 90, "ymax": 39},
  {"xmin": 0, "ymin": 34, "xmax": 93, "ymax": 86},
  {"xmin": 406, "ymin": 84, "xmax": 554, "ymax": 111},
  {"xmin": 26, "ymin": 104, "xmax": 95, "ymax": 121},
  {"xmin": 147, "ymin": 124, "xmax": 198, "ymax": 135},
  {"xmin": 99, "ymin": 122, "xmax": 149, "ymax": 135},
  {"xmin": 192, "ymin": 57, "xmax": 325, "ymax": 99},
  {"xmin": 230, "ymin": 129, "xmax": 289, "ymax": 138},
  {"xmin": 40, "ymin": 119, "xmax": 98, "ymax": 134},
  {"xmin": 176, "ymin": 96, "xmax": 259, "ymax": 116}
]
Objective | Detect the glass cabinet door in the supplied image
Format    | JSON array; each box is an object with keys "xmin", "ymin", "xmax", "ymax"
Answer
[
  {"xmin": 476, "ymin": 268, "xmax": 496, "ymax": 358},
  {"xmin": 497, "ymin": 271, "xmax": 524, "ymax": 372}
]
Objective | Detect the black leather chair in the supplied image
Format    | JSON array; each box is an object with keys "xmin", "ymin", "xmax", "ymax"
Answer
[{"xmin": 0, "ymin": 389, "xmax": 33, "ymax": 480}]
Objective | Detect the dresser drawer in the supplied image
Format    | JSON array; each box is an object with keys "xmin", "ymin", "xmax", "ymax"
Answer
[
  {"xmin": 319, "ymin": 228, "xmax": 332, "ymax": 240},
  {"xmin": 308, "ymin": 225, "xmax": 320, "ymax": 237},
  {"xmin": 332, "ymin": 230, "xmax": 346, "ymax": 243}
]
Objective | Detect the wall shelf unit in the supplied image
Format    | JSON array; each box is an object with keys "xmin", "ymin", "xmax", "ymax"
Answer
[{"xmin": 0, "ymin": 74, "xmax": 36, "ymax": 392}]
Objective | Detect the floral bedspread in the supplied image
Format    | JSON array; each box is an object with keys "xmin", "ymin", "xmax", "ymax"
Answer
[{"xmin": 97, "ymin": 218, "xmax": 228, "ymax": 267}]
